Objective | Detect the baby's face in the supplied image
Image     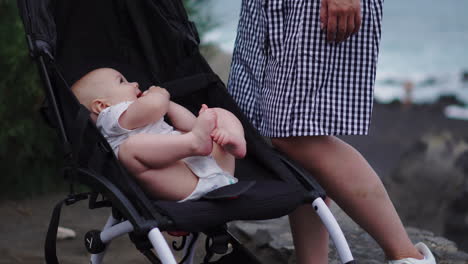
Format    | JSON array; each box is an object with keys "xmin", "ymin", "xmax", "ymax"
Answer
[{"xmin": 97, "ymin": 68, "xmax": 142, "ymax": 105}]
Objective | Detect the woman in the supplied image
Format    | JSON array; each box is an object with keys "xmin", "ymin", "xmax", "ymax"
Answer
[{"xmin": 228, "ymin": 0, "xmax": 436, "ymax": 263}]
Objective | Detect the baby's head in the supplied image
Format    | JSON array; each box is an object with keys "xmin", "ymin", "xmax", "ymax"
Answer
[{"xmin": 71, "ymin": 68, "xmax": 142, "ymax": 119}]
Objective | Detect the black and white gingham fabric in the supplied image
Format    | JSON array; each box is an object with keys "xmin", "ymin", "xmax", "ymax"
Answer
[{"xmin": 228, "ymin": 0, "xmax": 384, "ymax": 137}]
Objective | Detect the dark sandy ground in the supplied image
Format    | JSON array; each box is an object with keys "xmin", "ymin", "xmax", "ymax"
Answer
[
  {"xmin": 0, "ymin": 193, "xmax": 209, "ymax": 264},
  {"xmin": 1, "ymin": 193, "xmax": 148, "ymax": 263}
]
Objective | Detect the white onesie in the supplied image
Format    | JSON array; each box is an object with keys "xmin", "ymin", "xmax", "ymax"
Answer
[{"xmin": 96, "ymin": 101, "xmax": 238, "ymax": 202}]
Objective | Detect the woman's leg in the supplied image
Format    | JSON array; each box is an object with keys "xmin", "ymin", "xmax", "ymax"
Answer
[
  {"xmin": 271, "ymin": 136, "xmax": 423, "ymax": 263},
  {"xmin": 289, "ymin": 199, "xmax": 331, "ymax": 264}
]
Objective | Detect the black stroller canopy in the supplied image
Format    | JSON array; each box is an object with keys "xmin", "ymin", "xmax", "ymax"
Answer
[
  {"xmin": 19, "ymin": 0, "xmax": 210, "ymax": 88},
  {"xmin": 15, "ymin": 1, "xmax": 359, "ymax": 264}
]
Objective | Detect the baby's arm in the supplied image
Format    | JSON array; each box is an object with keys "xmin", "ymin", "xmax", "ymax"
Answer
[
  {"xmin": 119, "ymin": 86, "xmax": 170, "ymax": 130},
  {"xmin": 166, "ymin": 102, "xmax": 197, "ymax": 132}
]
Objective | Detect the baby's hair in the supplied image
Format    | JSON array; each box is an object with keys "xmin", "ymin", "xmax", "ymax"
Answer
[
  {"xmin": 71, "ymin": 68, "xmax": 113, "ymax": 109},
  {"xmin": 71, "ymin": 77, "xmax": 92, "ymax": 108}
]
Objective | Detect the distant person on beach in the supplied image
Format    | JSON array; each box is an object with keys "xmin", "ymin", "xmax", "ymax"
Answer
[
  {"xmin": 228, "ymin": 0, "xmax": 436, "ymax": 263},
  {"xmin": 403, "ymin": 80, "xmax": 414, "ymax": 108},
  {"xmin": 72, "ymin": 68, "xmax": 246, "ymax": 202}
]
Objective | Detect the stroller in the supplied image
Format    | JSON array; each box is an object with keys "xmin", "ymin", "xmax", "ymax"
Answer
[{"xmin": 17, "ymin": 0, "xmax": 355, "ymax": 263}]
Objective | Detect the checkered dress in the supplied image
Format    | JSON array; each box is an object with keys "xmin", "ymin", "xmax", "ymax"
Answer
[{"xmin": 228, "ymin": 0, "xmax": 384, "ymax": 137}]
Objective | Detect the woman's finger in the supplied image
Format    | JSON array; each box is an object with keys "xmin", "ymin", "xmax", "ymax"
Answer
[
  {"xmin": 345, "ymin": 14, "xmax": 355, "ymax": 40},
  {"xmin": 336, "ymin": 15, "xmax": 347, "ymax": 42},
  {"xmin": 320, "ymin": 0, "xmax": 328, "ymax": 30},
  {"xmin": 327, "ymin": 10, "xmax": 338, "ymax": 42},
  {"xmin": 353, "ymin": 5, "xmax": 362, "ymax": 34}
]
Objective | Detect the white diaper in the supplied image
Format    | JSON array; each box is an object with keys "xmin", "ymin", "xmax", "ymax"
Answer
[{"xmin": 178, "ymin": 155, "xmax": 238, "ymax": 202}]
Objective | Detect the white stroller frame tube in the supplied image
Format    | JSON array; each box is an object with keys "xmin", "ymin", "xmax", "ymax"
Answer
[
  {"xmin": 87, "ymin": 200, "xmax": 351, "ymax": 264},
  {"xmin": 148, "ymin": 228, "xmax": 177, "ymax": 264},
  {"xmin": 89, "ymin": 219, "xmax": 135, "ymax": 264},
  {"xmin": 100, "ymin": 220, "xmax": 134, "ymax": 242},
  {"xmin": 180, "ymin": 233, "xmax": 198, "ymax": 264},
  {"xmin": 90, "ymin": 214, "xmax": 119, "ymax": 264},
  {"xmin": 89, "ymin": 215, "xmax": 177, "ymax": 264},
  {"xmin": 312, "ymin": 197, "xmax": 354, "ymax": 264}
]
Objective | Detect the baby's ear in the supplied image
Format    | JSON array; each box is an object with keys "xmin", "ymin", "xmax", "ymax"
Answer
[{"xmin": 90, "ymin": 99, "xmax": 110, "ymax": 115}]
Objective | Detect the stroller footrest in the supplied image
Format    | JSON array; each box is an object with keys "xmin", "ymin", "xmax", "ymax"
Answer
[{"xmin": 202, "ymin": 181, "xmax": 256, "ymax": 200}]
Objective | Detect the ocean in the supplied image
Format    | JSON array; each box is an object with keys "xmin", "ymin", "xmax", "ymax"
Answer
[{"xmin": 202, "ymin": 0, "xmax": 468, "ymax": 112}]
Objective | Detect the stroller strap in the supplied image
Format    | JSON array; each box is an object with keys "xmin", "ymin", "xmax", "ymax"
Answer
[{"xmin": 45, "ymin": 193, "xmax": 90, "ymax": 264}]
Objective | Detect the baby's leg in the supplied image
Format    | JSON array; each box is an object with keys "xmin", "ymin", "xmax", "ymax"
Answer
[
  {"xmin": 211, "ymin": 143, "xmax": 235, "ymax": 176},
  {"xmin": 129, "ymin": 144, "xmax": 236, "ymax": 201},
  {"xmin": 200, "ymin": 104, "xmax": 247, "ymax": 158},
  {"xmin": 119, "ymin": 110, "xmax": 217, "ymax": 174},
  {"xmin": 136, "ymin": 161, "xmax": 199, "ymax": 201}
]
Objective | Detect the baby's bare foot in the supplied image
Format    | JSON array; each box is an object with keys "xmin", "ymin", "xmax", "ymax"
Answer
[
  {"xmin": 190, "ymin": 109, "xmax": 217, "ymax": 156},
  {"xmin": 211, "ymin": 128, "xmax": 247, "ymax": 158}
]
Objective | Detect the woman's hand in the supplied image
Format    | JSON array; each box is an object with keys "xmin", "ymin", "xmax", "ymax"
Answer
[{"xmin": 320, "ymin": 0, "xmax": 361, "ymax": 43}]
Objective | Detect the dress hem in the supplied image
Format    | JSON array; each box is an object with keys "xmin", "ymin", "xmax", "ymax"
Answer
[{"xmin": 263, "ymin": 130, "xmax": 370, "ymax": 138}]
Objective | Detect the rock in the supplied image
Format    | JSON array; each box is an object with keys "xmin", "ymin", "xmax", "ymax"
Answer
[
  {"xmin": 229, "ymin": 203, "xmax": 468, "ymax": 263},
  {"xmin": 229, "ymin": 217, "xmax": 294, "ymax": 263},
  {"xmin": 446, "ymin": 149, "xmax": 468, "ymax": 251},
  {"xmin": 382, "ymin": 132, "xmax": 468, "ymax": 252},
  {"xmin": 383, "ymin": 132, "xmax": 468, "ymax": 238},
  {"xmin": 435, "ymin": 95, "xmax": 466, "ymax": 108},
  {"xmin": 420, "ymin": 77, "xmax": 438, "ymax": 87},
  {"xmin": 462, "ymin": 71, "xmax": 468, "ymax": 83},
  {"xmin": 57, "ymin": 226, "xmax": 76, "ymax": 240}
]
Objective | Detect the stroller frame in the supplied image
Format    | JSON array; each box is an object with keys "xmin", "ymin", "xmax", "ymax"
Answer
[{"xmin": 18, "ymin": 1, "xmax": 355, "ymax": 263}]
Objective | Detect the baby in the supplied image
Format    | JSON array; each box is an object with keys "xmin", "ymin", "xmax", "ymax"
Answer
[{"xmin": 71, "ymin": 68, "xmax": 246, "ymax": 202}]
